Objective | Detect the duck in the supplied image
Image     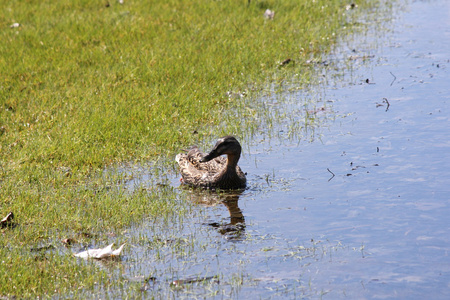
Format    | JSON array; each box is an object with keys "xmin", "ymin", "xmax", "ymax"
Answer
[{"xmin": 175, "ymin": 136, "xmax": 247, "ymax": 189}]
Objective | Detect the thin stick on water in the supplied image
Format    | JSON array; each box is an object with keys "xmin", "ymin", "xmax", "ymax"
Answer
[
  {"xmin": 327, "ymin": 168, "xmax": 335, "ymax": 182},
  {"xmin": 389, "ymin": 71, "xmax": 397, "ymax": 86}
]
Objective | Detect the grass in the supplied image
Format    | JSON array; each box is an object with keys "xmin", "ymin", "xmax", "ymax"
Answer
[
  {"xmin": 1, "ymin": 0, "xmax": 381, "ymax": 297},
  {"xmin": 1, "ymin": 0, "xmax": 364, "ymax": 169}
]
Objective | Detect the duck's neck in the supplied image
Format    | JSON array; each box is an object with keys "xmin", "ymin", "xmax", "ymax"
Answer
[{"xmin": 226, "ymin": 154, "xmax": 240, "ymax": 170}]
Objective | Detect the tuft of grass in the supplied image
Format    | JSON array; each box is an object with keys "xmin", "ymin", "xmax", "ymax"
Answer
[
  {"xmin": 0, "ymin": 0, "xmax": 382, "ymax": 297},
  {"xmin": 0, "ymin": 250, "xmax": 102, "ymax": 298}
]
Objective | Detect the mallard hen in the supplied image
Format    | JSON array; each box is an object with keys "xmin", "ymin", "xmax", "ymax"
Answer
[{"xmin": 175, "ymin": 136, "xmax": 246, "ymax": 189}]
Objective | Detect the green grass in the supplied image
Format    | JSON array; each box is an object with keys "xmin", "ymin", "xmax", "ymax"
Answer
[
  {"xmin": 0, "ymin": 0, "xmax": 380, "ymax": 297},
  {"xmin": 1, "ymin": 0, "xmax": 359, "ymax": 169}
]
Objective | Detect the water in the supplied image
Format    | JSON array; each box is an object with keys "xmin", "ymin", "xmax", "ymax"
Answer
[{"xmin": 96, "ymin": 1, "xmax": 450, "ymax": 298}]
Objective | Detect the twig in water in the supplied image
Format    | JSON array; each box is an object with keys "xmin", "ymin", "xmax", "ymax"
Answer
[
  {"xmin": 327, "ymin": 168, "xmax": 335, "ymax": 182},
  {"xmin": 389, "ymin": 71, "xmax": 397, "ymax": 86},
  {"xmin": 383, "ymin": 98, "xmax": 390, "ymax": 111}
]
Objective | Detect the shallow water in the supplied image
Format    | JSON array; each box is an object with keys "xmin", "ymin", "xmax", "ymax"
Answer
[{"xmin": 93, "ymin": 1, "xmax": 450, "ymax": 298}]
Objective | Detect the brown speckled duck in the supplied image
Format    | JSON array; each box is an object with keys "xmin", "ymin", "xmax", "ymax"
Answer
[{"xmin": 175, "ymin": 136, "xmax": 247, "ymax": 190}]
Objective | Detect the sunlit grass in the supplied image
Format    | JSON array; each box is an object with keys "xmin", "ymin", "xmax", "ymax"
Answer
[{"xmin": 1, "ymin": 0, "xmax": 364, "ymax": 169}]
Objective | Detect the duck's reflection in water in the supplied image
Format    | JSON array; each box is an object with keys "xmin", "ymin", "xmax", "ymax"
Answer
[{"xmin": 187, "ymin": 190, "xmax": 245, "ymax": 240}]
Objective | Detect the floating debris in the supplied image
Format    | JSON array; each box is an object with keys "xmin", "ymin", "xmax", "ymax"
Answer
[
  {"xmin": 345, "ymin": 3, "xmax": 358, "ymax": 10},
  {"xmin": 264, "ymin": 9, "xmax": 275, "ymax": 20},
  {"xmin": 0, "ymin": 212, "xmax": 14, "ymax": 228},
  {"xmin": 280, "ymin": 58, "xmax": 292, "ymax": 66},
  {"xmin": 62, "ymin": 238, "xmax": 76, "ymax": 246},
  {"xmin": 75, "ymin": 243, "xmax": 126, "ymax": 259},
  {"xmin": 327, "ymin": 168, "xmax": 335, "ymax": 182},
  {"xmin": 375, "ymin": 98, "xmax": 390, "ymax": 111}
]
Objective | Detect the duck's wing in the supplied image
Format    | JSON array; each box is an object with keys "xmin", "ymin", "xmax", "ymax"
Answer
[
  {"xmin": 186, "ymin": 146, "xmax": 207, "ymax": 170},
  {"xmin": 176, "ymin": 146, "xmax": 226, "ymax": 187},
  {"xmin": 186, "ymin": 146, "xmax": 226, "ymax": 172}
]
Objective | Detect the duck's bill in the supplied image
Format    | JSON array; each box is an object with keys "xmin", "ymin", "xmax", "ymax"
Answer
[{"xmin": 200, "ymin": 150, "xmax": 219, "ymax": 163}]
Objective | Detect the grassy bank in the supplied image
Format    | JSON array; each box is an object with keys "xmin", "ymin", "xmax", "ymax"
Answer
[{"xmin": 1, "ymin": 0, "xmax": 378, "ymax": 297}]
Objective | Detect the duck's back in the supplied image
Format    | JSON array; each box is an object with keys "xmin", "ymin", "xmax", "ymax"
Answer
[{"xmin": 176, "ymin": 146, "xmax": 245, "ymax": 189}]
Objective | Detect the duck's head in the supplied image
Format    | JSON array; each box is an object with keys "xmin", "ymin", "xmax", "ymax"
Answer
[{"xmin": 200, "ymin": 136, "xmax": 242, "ymax": 163}]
